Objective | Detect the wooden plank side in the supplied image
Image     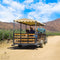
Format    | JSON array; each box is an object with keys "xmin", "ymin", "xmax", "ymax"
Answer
[
  {"xmin": 14, "ymin": 39, "xmax": 20, "ymax": 40},
  {"xmin": 14, "ymin": 39, "xmax": 35, "ymax": 41},
  {"xmin": 14, "ymin": 33, "xmax": 35, "ymax": 36},
  {"xmin": 14, "ymin": 39, "xmax": 35, "ymax": 43},
  {"xmin": 14, "ymin": 36, "xmax": 20, "ymax": 38},
  {"xmin": 14, "ymin": 33, "xmax": 27, "ymax": 35},
  {"xmin": 28, "ymin": 36, "xmax": 35, "ymax": 38},
  {"xmin": 14, "ymin": 36, "xmax": 35, "ymax": 39},
  {"xmin": 14, "ymin": 42, "xmax": 35, "ymax": 44},
  {"xmin": 28, "ymin": 42, "xmax": 35, "ymax": 43},
  {"xmin": 28, "ymin": 34, "xmax": 35, "ymax": 35},
  {"xmin": 14, "ymin": 33, "xmax": 20, "ymax": 35}
]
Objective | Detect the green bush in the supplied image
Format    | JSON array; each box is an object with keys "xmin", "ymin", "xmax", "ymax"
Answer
[
  {"xmin": 0, "ymin": 29, "xmax": 60, "ymax": 41},
  {"xmin": 0, "ymin": 31, "xmax": 3, "ymax": 41},
  {"xmin": 0, "ymin": 30, "xmax": 13, "ymax": 40},
  {"xmin": 0, "ymin": 29, "xmax": 26, "ymax": 41},
  {"xmin": 46, "ymin": 31, "xmax": 60, "ymax": 36}
]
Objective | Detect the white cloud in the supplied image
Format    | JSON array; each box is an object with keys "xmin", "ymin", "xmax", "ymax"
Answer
[
  {"xmin": 3, "ymin": 0, "xmax": 12, "ymax": 4},
  {"xmin": 24, "ymin": 0, "xmax": 33, "ymax": 4},
  {"xmin": 39, "ymin": 0, "xmax": 46, "ymax": 2},
  {"xmin": 0, "ymin": 0, "xmax": 60, "ymax": 22},
  {"xmin": 10, "ymin": 1, "xmax": 25, "ymax": 10},
  {"xmin": 27, "ymin": 2, "xmax": 60, "ymax": 22},
  {"xmin": 0, "ymin": 0, "xmax": 25, "ymax": 22},
  {"xmin": 0, "ymin": 4, "xmax": 15, "ymax": 22},
  {"xmin": 3, "ymin": 0, "xmax": 25, "ymax": 11},
  {"xmin": 27, "ymin": 11, "xmax": 50, "ymax": 22},
  {"xmin": 52, "ymin": 2, "xmax": 60, "ymax": 13}
]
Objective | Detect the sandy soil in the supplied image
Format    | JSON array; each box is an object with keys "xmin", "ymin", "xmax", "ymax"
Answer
[{"xmin": 0, "ymin": 36, "xmax": 60, "ymax": 60}]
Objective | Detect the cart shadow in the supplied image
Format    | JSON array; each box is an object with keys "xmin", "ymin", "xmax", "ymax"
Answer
[{"xmin": 7, "ymin": 45, "xmax": 38, "ymax": 50}]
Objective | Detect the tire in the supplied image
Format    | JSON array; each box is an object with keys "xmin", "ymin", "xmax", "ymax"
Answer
[
  {"xmin": 40, "ymin": 43, "xmax": 43, "ymax": 48},
  {"xmin": 40, "ymin": 40, "xmax": 44, "ymax": 48},
  {"xmin": 44, "ymin": 38, "xmax": 47, "ymax": 45},
  {"xmin": 44, "ymin": 42, "xmax": 46, "ymax": 45},
  {"xmin": 18, "ymin": 45, "xmax": 22, "ymax": 47}
]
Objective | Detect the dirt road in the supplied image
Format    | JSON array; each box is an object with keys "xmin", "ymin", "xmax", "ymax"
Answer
[{"xmin": 0, "ymin": 36, "xmax": 60, "ymax": 60}]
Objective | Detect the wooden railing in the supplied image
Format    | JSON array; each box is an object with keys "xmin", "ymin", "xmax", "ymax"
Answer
[{"xmin": 14, "ymin": 33, "xmax": 35, "ymax": 44}]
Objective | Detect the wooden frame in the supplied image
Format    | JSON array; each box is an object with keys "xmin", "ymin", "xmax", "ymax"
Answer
[{"xmin": 13, "ymin": 19, "xmax": 46, "ymax": 46}]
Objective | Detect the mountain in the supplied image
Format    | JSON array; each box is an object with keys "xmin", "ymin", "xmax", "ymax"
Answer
[
  {"xmin": 0, "ymin": 22, "xmax": 19, "ymax": 30},
  {"xmin": 0, "ymin": 18, "xmax": 60, "ymax": 32},
  {"xmin": 44, "ymin": 18, "xmax": 60, "ymax": 32}
]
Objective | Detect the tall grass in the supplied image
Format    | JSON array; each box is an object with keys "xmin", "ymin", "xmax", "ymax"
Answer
[
  {"xmin": 0, "ymin": 30, "xmax": 13, "ymax": 41},
  {"xmin": 46, "ymin": 31, "xmax": 60, "ymax": 36},
  {"xmin": 0, "ymin": 29, "xmax": 60, "ymax": 41},
  {"xmin": 0, "ymin": 29, "xmax": 26, "ymax": 41}
]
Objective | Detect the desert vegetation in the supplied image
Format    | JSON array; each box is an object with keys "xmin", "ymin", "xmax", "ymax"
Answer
[
  {"xmin": 0, "ymin": 29, "xmax": 26, "ymax": 41},
  {"xmin": 0, "ymin": 29, "xmax": 13, "ymax": 41},
  {"xmin": 0, "ymin": 29, "xmax": 60, "ymax": 41},
  {"xmin": 46, "ymin": 31, "xmax": 60, "ymax": 36}
]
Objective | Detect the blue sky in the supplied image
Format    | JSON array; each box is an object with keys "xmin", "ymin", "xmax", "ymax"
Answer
[{"xmin": 0, "ymin": 0, "xmax": 60, "ymax": 22}]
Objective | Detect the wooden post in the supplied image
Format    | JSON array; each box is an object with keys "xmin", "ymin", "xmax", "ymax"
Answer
[
  {"xmin": 25, "ymin": 24, "xmax": 27, "ymax": 30},
  {"xmin": 20, "ymin": 23, "xmax": 22, "ymax": 43},
  {"xmin": 13, "ymin": 20, "xmax": 15, "ymax": 45},
  {"xmin": 35, "ymin": 21, "xmax": 37, "ymax": 43}
]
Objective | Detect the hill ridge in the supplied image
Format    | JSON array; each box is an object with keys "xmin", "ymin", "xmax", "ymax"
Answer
[{"xmin": 0, "ymin": 18, "xmax": 60, "ymax": 32}]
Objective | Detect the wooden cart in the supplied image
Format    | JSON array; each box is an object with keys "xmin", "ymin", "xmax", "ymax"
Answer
[{"xmin": 13, "ymin": 18, "xmax": 47, "ymax": 48}]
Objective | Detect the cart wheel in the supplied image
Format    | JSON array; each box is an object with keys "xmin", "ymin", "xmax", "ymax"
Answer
[
  {"xmin": 18, "ymin": 45, "xmax": 22, "ymax": 47},
  {"xmin": 44, "ymin": 38, "xmax": 47, "ymax": 45},
  {"xmin": 44, "ymin": 42, "xmax": 46, "ymax": 45},
  {"xmin": 39, "ymin": 40, "xmax": 44, "ymax": 48},
  {"xmin": 40, "ymin": 43, "xmax": 43, "ymax": 48}
]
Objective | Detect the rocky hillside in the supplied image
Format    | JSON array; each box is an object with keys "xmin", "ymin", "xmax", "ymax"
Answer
[
  {"xmin": 44, "ymin": 18, "xmax": 60, "ymax": 32},
  {"xmin": 0, "ymin": 18, "xmax": 60, "ymax": 32},
  {"xmin": 0, "ymin": 22, "xmax": 20, "ymax": 30}
]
